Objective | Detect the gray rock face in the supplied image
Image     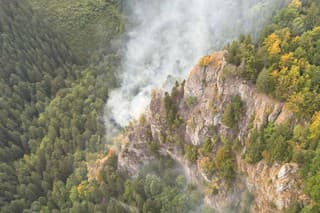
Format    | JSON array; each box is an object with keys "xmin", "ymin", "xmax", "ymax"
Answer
[
  {"xmin": 278, "ymin": 164, "xmax": 295, "ymax": 179},
  {"xmin": 117, "ymin": 122, "xmax": 156, "ymax": 177},
  {"xmin": 182, "ymin": 51, "xmax": 292, "ymax": 148}
]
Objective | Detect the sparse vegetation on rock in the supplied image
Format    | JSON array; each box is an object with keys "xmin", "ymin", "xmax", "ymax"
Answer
[{"xmin": 222, "ymin": 96, "xmax": 244, "ymax": 129}]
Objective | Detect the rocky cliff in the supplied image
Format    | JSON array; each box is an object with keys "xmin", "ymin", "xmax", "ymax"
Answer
[{"xmin": 116, "ymin": 51, "xmax": 308, "ymax": 212}]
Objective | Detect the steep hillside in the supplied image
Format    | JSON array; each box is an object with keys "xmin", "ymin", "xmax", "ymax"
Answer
[
  {"xmin": 2, "ymin": 0, "xmax": 320, "ymax": 212},
  {"xmin": 113, "ymin": 0, "xmax": 320, "ymax": 212},
  {"xmin": 0, "ymin": 0, "xmax": 77, "ymax": 162},
  {"xmin": 29, "ymin": 0, "xmax": 124, "ymax": 60},
  {"xmin": 0, "ymin": 0, "xmax": 125, "ymax": 212},
  {"xmin": 117, "ymin": 51, "xmax": 305, "ymax": 212}
]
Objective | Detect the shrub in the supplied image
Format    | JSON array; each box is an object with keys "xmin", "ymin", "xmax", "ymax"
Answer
[
  {"xmin": 266, "ymin": 123, "xmax": 293, "ymax": 164},
  {"xmin": 164, "ymin": 92, "xmax": 181, "ymax": 127},
  {"xmin": 198, "ymin": 55, "xmax": 214, "ymax": 67},
  {"xmin": 185, "ymin": 96, "xmax": 198, "ymax": 108},
  {"xmin": 184, "ymin": 144, "xmax": 198, "ymax": 163},
  {"xmin": 267, "ymin": 135, "xmax": 292, "ymax": 163},
  {"xmin": 199, "ymin": 138, "xmax": 214, "ymax": 156},
  {"xmin": 222, "ymin": 96, "xmax": 244, "ymax": 129},
  {"xmin": 225, "ymin": 41, "xmax": 242, "ymax": 66},
  {"xmin": 305, "ymin": 172, "xmax": 320, "ymax": 202},
  {"xmin": 282, "ymin": 201, "xmax": 303, "ymax": 213},
  {"xmin": 225, "ymin": 35, "xmax": 259, "ymax": 81},
  {"xmin": 256, "ymin": 68, "xmax": 275, "ymax": 94},
  {"xmin": 199, "ymin": 157, "xmax": 215, "ymax": 177},
  {"xmin": 244, "ymin": 129, "xmax": 265, "ymax": 164},
  {"xmin": 147, "ymin": 141, "xmax": 160, "ymax": 156},
  {"xmin": 214, "ymin": 144, "xmax": 236, "ymax": 184},
  {"xmin": 245, "ymin": 123, "xmax": 293, "ymax": 164}
]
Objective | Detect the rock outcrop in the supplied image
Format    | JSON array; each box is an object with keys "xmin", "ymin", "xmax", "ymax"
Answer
[
  {"xmin": 116, "ymin": 51, "xmax": 307, "ymax": 212},
  {"xmin": 117, "ymin": 119, "xmax": 156, "ymax": 177}
]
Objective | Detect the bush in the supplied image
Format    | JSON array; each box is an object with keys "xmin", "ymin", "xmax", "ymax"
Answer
[
  {"xmin": 147, "ymin": 141, "xmax": 160, "ymax": 156},
  {"xmin": 225, "ymin": 35, "xmax": 259, "ymax": 81},
  {"xmin": 199, "ymin": 157, "xmax": 215, "ymax": 177},
  {"xmin": 214, "ymin": 144, "xmax": 236, "ymax": 184},
  {"xmin": 244, "ymin": 129, "xmax": 266, "ymax": 164},
  {"xmin": 222, "ymin": 96, "xmax": 244, "ymax": 129},
  {"xmin": 199, "ymin": 138, "xmax": 214, "ymax": 156},
  {"xmin": 225, "ymin": 41, "xmax": 242, "ymax": 66},
  {"xmin": 256, "ymin": 68, "xmax": 275, "ymax": 94},
  {"xmin": 245, "ymin": 123, "xmax": 293, "ymax": 164},
  {"xmin": 185, "ymin": 96, "xmax": 198, "ymax": 108},
  {"xmin": 198, "ymin": 55, "xmax": 215, "ymax": 67},
  {"xmin": 267, "ymin": 135, "xmax": 292, "ymax": 163},
  {"xmin": 305, "ymin": 172, "xmax": 320, "ymax": 202},
  {"xmin": 184, "ymin": 144, "xmax": 198, "ymax": 163},
  {"xmin": 164, "ymin": 92, "xmax": 181, "ymax": 127},
  {"xmin": 266, "ymin": 124, "xmax": 293, "ymax": 164},
  {"xmin": 282, "ymin": 201, "xmax": 302, "ymax": 213}
]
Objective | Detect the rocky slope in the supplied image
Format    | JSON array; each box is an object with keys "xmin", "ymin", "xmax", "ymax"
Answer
[{"xmin": 116, "ymin": 51, "xmax": 308, "ymax": 212}]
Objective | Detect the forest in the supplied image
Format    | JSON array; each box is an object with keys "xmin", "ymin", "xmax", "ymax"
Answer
[
  {"xmin": 225, "ymin": 0, "xmax": 320, "ymax": 211},
  {"xmin": 1, "ymin": 0, "xmax": 320, "ymax": 212},
  {"xmin": 0, "ymin": 0, "xmax": 126, "ymax": 212}
]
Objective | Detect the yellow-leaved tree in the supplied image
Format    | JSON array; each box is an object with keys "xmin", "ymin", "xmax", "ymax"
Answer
[
  {"xmin": 264, "ymin": 33, "xmax": 282, "ymax": 56},
  {"xmin": 309, "ymin": 112, "xmax": 320, "ymax": 140},
  {"xmin": 289, "ymin": 0, "xmax": 302, "ymax": 8}
]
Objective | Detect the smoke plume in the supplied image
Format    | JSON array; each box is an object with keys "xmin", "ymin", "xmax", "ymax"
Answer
[{"xmin": 105, "ymin": 0, "xmax": 288, "ymax": 133}]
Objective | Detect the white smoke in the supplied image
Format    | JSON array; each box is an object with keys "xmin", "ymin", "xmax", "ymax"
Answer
[{"xmin": 105, "ymin": 0, "xmax": 288, "ymax": 131}]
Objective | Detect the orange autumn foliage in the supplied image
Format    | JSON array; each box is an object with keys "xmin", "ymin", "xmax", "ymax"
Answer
[{"xmin": 198, "ymin": 55, "xmax": 215, "ymax": 67}]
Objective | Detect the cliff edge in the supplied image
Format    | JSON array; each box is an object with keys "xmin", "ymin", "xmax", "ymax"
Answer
[{"xmin": 116, "ymin": 51, "xmax": 308, "ymax": 212}]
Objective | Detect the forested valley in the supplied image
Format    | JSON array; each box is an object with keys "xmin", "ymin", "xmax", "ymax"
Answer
[
  {"xmin": 2, "ymin": 0, "xmax": 320, "ymax": 212},
  {"xmin": 0, "ymin": 0, "xmax": 127, "ymax": 212}
]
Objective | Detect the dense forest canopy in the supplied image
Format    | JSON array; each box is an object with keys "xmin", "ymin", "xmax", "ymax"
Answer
[
  {"xmin": 0, "ymin": 0, "xmax": 125, "ymax": 212},
  {"xmin": 225, "ymin": 0, "xmax": 320, "ymax": 211},
  {"xmin": 1, "ymin": 0, "xmax": 320, "ymax": 212},
  {"xmin": 29, "ymin": 0, "xmax": 125, "ymax": 61}
]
